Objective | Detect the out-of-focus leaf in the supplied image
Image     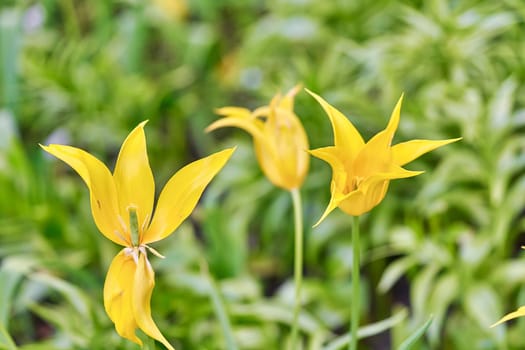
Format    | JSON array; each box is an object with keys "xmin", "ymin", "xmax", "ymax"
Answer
[
  {"xmin": 411, "ymin": 263, "xmax": 440, "ymax": 320},
  {"xmin": 231, "ymin": 300, "xmax": 326, "ymax": 335},
  {"xmin": 0, "ymin": 324, "xmax": 17, "ymax": 350},
  {"xmin": 29, "ymin": 272, "xmax": 90, "ymax": 317},
  {"xmin": 322, "ymin": 309, "xmax": 407, "ymax": 350},
  {"xmin": 427, "ymin": 273, "xmax": 459, "ymax": 346},
  {"xmin": 464, "ymin": 284, "xmax": 502, "ymax": 332},
  {"xmin": 378, "ymin": 256, "xmax": 417, "ymax": 293},
  {"xmin": 0, "ymin": 267, "xmax": 22, "ymax": 327},
  {"xmin": 488, "ymin": 77, "xmax": 517, "ymax": 136},
  {"xmin": 490, "ymin": 260, "xmax": 525, "ymax": 292},
  {"xmin": 398, "ymin": 315, "xmax": 433, "ymax": 350},
  {"xmin": 0, "ymin": 9, "xmax": 20, "ymax": 111}
]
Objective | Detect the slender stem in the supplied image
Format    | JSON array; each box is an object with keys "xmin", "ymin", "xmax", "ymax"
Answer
[
  {"xmin": 201, "ymin": 259, "xmax": 238, "ymax": 350},
  {"xmin": 290, "ymin": 188, "xmax": 304, "ymax": 349},
  {"xmin": 349, "ymin": 215, "xmax": 360, "ymax": 350}
]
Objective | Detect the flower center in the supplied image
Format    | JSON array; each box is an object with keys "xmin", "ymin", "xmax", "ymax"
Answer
[
  {"xmin": 124, "ymin": 207, "xmax": 165, "ymax": 264},
  {"xmin": 124, "ymin": 245, "xmax": 146, "ymax": 265},
  {"xmin": 348, "ymin": 175, "xmax": 364, "ymax": 192},
  {"xmin": 128, "ymin": 207, "xmax": 140, "ymax": 247}
]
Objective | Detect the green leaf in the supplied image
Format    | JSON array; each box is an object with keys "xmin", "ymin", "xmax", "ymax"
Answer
[
  {"xmin": 0, "ymin": 267, "xmax": 22, "ymax": 327},
  {"xmin": 398, "ymin": 315, "xmax": 433, "ymax": 350},
  {"xmin": 29, "ymin": 272, "xmax": 90, "ymax": 317},
  {"xmin": 322, "ymin": 309, "xmax": 407, "ymax": 350},
  {"xmin": 378, "ymin": 256, "xmax": 417, "ymax": 293},
  {"xmin": 0, "ymin": 324, "xmax": 17, "ymax": 350}
]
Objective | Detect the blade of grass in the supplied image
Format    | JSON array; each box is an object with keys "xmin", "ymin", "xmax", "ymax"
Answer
[
  {"xmin": 398, "ymin": 315, "xmax": 434, "ymax": 350},
  {"xmin": 323, "ymin": 309, "xmax": 407, "ymax": 350}
]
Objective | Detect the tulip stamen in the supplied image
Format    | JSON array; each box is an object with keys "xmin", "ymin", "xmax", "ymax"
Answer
[
  {"xmin": 145, "ymin": 245, "xmax": 165, "ymax": 259},
  {"xmin": 113, "ymin": 229, "xmax": 129, "ymax": 246}
]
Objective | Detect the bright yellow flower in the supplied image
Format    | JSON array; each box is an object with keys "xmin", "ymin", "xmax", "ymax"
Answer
[
  {"xmin": 206, "ymin": 85, "xmax": 309, "ymax": 190},
  {"xmin": 41, "ymin": 121, "xmax": 234, "ymax": 349},
  {"xmin": 307, "ymin": 89, "xmax": 460, "ymax": 225}
]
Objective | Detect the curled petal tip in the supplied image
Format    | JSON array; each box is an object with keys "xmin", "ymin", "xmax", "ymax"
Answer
[
  {"xmin": 304, "ymin": 87, "xmax": 316, "ymax": 97},
  {"xmin": 490, "ymin": 306, "xmax": 525, "ymax": 328},
  {"xmin": 287, "ymin": 83, "xmax": 303, "ymax": 97}
]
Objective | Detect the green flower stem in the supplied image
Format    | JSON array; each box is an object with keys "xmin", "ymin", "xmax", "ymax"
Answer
[
  {"xmin": 349, "ymin": 215, "xmax": 360, "ymax": 350},
  {"xmin": 290, "ymin": 188, "xmax": 304, "ymax": 349},
  {"xmin": 201, "ymin": 259, "xmax": 238, "ymax": 350}
]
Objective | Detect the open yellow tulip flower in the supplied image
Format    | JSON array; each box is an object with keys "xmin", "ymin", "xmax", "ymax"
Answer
[
  {"xmin": 307, "ymin": 89, "xmax": 460, "ymax": 226},
  {"xmin": 206, "ymin": 85, "xmax": 309, "ymax": 190},
  {"xmin": 41, "ymin": 121, "xmax": 234, "ymax": 349}
]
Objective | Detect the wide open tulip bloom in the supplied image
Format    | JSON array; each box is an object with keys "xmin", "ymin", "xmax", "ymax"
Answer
[
  {"xmin": 41, "ymin": 121, "xmax": 234, "ymax": 349},
  {"xmin": 307, "ymin": 89, "xmax": 460, "ymax": 226},
  {"xmin": 206, "ymin": 85, "xmax": 309, "ymax": 190}
]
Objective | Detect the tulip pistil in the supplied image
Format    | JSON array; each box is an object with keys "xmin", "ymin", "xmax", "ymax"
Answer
[{"xmin": 129, "ymin": 207, "xmax": 140, "ymax": 247}]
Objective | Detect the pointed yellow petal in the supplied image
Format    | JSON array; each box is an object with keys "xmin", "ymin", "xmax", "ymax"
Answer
[
  {"xmin": 309, "ymin": 146, "xmax": 346, "ymax": 187},
  {"xmin": 491, "ymin": 306, "xmax": 525, "ymax": 327},
  {"xmin": 391, "ymin": 138, "xmax": 462, "ymax": 166},
  {"xmin": 143, "ymin": 148, "xmax": 235, "ymax": 243},
  {"xmin": 305, "ymin": 89, "xmax": 364, "ymax": 161},
  {"xmin": 113, "ymin": 121, "xmax": 155, "ymax": 242},
  {"xmin": 312, "ymin": 180, "xmax": 349, "ymax": 227},
  {"xmin": 368, "ymin": 165, "xmax": 424, "ymax": 183},
  {"xmin": 40, "ymin": 144, "xmax": 127, "ymax": 246},
  {"xmin": 255, "ymin": 108, "xmax": 309, "ymax": 190},
  {"xmin": 310, "ymin": 146, "xmax": 343, "ymax": 165},
  {"xmin": 104, "ymin": 250, "xmax": 142, "ymax": 345},
  {"xmin": 253, "ymin": 140, "xmax": 288, "ymax": 189},
  {"xmin": 310, "ymin": 148, "xmax": 349, "ymax": 226},
  {"xmin": 214, "ymin": 107, "xmax": 252, "ymax": 119},
  {"xmin": 352, "ymin": 138, "xmax": 392, "ymax": 179},
  {"xmin": 338, "ymin": 180, "xmax": 390, "ymax": 216},
  {"xmin": 205, "ymin": 116, "xmax": 265, "ymax": 139},
  {"xmin": 352, "ymin": 95, "xmax": 404, "ymax": 177},
  {"xmin": 278, "ymin": 84, "xmax": 302, "ymax": 111},
  {"xmin": 338, "ymin": 167, "xmax": 422, "ymax": 216},
  {"xmin": 384, "ymin": 94, "xmax": 403, "ymax": 143},
  {"xmin": 133, "ymin": 253, "xmax": 175, "ymax": 350}
]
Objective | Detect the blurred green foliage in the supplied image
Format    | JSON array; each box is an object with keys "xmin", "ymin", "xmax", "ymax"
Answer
[{"xmin": 1, "ymin": 0, "xmax": 525, "ymax": 349}]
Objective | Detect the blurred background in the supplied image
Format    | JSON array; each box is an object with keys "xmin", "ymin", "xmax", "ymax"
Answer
[{"xmin": 1, "ymin": 0, "xmax": 525, "ymax": 349}]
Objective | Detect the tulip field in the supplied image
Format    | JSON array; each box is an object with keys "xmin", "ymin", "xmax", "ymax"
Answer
[{"xmin": 1, "ymin": 1, "xmax": 525, "ymax": 349}]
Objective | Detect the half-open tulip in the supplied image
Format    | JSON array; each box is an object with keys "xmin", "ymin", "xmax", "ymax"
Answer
[
  {"xmin": 41, "ymin": 121, "xmax": 234, "ymax": 349},
  {"xmin": 307, "ymin": 89, "xmax": 460, "ymax": 226},
  {"xmin": 206, "ymin": 85, "xmax": 309, "ymax": 190}
]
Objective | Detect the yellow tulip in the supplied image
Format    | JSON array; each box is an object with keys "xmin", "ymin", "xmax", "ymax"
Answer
[
  {"xmin": 41, "ymin": 121, "xmax": 234, "ymax": 349},
  {"xmin": 307, "ymin": 89, "xmax": 460, "ymax": 225},
  {"xmin": 206, "ymin": 85, "xmax": 309, "ymax": 190}
]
